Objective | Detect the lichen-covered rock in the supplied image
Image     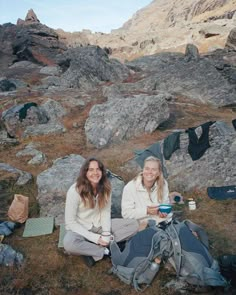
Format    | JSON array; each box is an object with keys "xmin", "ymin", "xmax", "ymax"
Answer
[
  {"xmin": 85, "ymin": 93, "xmax": 170, "ymax": 148},
  {"xmin": 58, "ymin": 46, "xmax": 130, "ymax": 90},
  {"xmin": 164, "ymin": 121, "xmax": 236, "ymax": 191},
  {"xmin": 127, "ymin": 51, "xmax": 236, "ymax": 107}
]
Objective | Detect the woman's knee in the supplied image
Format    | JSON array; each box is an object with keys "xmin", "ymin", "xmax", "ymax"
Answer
[
  {"xmin": 63, "ymin": 231, "xmax": 82, "ymax": 253},
  {"xmin": 63, "ymin": 234, "xmax": 73, "ymax": 253}
]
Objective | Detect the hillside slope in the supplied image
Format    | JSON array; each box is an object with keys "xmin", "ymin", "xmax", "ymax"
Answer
[{"xmin": 57, "ymin": 0, "xmax": 236, "ymax": 60}]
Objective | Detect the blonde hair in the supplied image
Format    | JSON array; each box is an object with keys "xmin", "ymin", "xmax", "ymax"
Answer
[{"xmin": 143, "ymin": 156, "xmax": 165, "ymax": 203}]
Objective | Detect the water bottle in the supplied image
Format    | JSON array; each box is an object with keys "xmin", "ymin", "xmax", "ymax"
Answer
[
  {"xmin": 139, "ymin": 261, "xmax": 160, "ymax": 284},
  {"xmin": 150, "ymin": 261, "xmax": 159, "ymax": 271}
]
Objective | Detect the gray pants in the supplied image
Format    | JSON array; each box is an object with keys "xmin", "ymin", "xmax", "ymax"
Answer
[{"xmin": 63, "ymin": 218, "xmax": 139, "ymax": 261}]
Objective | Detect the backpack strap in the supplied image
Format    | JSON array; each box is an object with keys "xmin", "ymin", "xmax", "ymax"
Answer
[
  {"xmin": 165, "ymin": 220, "xmax": 182, "ymax": 277},
  {"xmin": 133, "ymin": 260, "xmax": 152, "ymax": 292},
  {"xmin": 184, "ymin": 220, "xmax": 209, "ymax": 248},
  {"xmin": 133, "ymin": 232, "xmax": 157, "ymax": 292}
]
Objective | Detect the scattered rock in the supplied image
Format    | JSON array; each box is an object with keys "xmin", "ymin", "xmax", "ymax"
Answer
[
  {"xmin": 16, "ymin": 143, "xmax": 46, "ymax": 165},
  {"xmin": 23, "ymin": 122, "xmax": 66, "ymax": 137},
  {"xmin": 28, "ymin": 153, "xmax": 46, "ymax": 165},
  {"xmin": 0, "ymin": 131, "xmax": 19, "ymax": 146},
  {"xmin": 0, "ymin": 163, "xmax": 32, "ymax": 185},
  {"xmin": 41, "ymin": 98, "xmax": 67, "ymax": 121}
]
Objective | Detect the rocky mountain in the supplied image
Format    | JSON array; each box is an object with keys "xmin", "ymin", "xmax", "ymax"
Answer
[
  {"xmin": 56, "ymin": 0, "xmax": 236, "ymax": 60},
  {"xmin": 0, "ymin": 9, "xmax": 66, "ymax": 69},
  {"xmin": 0, "ymin": 4, "xmax": 236, "ymax": 294},
  {"xmin": 0, "ymin": 1, "xmax": 236, "ymax": 226}
]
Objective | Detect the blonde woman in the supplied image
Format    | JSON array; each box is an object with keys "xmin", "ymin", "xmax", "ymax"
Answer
[
  {"xmin": 64, "ymin": 157, "xmax": 138, "ymax": 267},
  {"xmin": 121, "ymin": 156, "xmax": 170, "ymax": 223}
]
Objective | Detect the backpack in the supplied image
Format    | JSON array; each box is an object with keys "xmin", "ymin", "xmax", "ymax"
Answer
[
  {"xmin": 109, "ymin": 223, "xmax": 173, "ymax": 291},
  {"xmin": 109, "ymin": 219, "xmax": 228, "ymax": 292},
  {"xmin": 165, "ymin": 219, "xmax": 228, "ymax": 287}
]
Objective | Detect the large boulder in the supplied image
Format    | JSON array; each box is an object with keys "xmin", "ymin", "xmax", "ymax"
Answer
[
  {"xmin": 127, "ymin": 50, "xmax": 236, "ymax": 107},
  {"xmin": 36, "ymin": 154, "xmax": 124, "ymax": 225},
  {"xmin": 57, "ymin": 46, "xmax": 130, "ymax": 90},
  {"xmin": 1, "ymin": 99, "xmax": 67, "ymax": 138},
  {"xmin": 85, "ymin": 93, "xmax": 170, "ymax": 148},
  {"xmin": 1, "ymin": 103, "xmax": 49, "ymax": 138},
  {"xmin": 12, "ymin": 22, "xmax": 67, "ymax": 65},
  {"xmin": 124, "ymin": 121, "xmax": 236, "ymax": 191},
  {"xmin": 163, "ymin": 121, "xmax": 236, "ymax": 191},
  {"xmin": 1, "ymin": 11, "xmax": 67, "ymax": 67}
]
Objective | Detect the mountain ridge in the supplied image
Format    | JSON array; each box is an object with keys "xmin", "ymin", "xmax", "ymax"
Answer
[{"xmin": 55, "ymin": 0, "xmax": 236, "ymax": 60}]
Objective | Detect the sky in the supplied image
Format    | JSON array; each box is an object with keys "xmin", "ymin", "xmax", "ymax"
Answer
[{"xmin": 0, "ymin": 0, "xmax": 152, "ymax": 33}]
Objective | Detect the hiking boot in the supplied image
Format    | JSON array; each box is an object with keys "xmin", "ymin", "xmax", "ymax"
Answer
[{"xmin": 82, "ymin": 255, "xmax": 96, "ymax": 267}]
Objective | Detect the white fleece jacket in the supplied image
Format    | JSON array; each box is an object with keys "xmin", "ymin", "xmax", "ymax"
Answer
[
  {"xmin": 65, "ymin": 183, "xmax": 111, "ymax": 244},
  {"xmin": 121, "ymin": 175, "xmax": 169, "ymax": 221}
]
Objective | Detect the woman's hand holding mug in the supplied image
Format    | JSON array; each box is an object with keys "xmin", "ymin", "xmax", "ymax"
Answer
[{"xmin": 98, "ymin": 231, "xmax": 112, "ymax": 246}]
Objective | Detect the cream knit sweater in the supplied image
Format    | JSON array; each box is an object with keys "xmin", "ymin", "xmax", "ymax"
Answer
[
  {"xmin": 65, "ymin": 183, "xmax": 111, "ymax": 244},
  {"xmin": 121, "ymin": 175, "xmax": 169, "ymax": 221}
]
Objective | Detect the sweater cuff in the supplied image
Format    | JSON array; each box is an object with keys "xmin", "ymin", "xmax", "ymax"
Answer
[{"xmin": 87, "ymin": 232, "xmax": 101, "ymax": 244}]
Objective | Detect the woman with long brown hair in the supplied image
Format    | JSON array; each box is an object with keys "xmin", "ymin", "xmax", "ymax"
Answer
[
  {"xmin": 63, "ymin": 157, "xmax": 138, "ymax": 267},
  {"xmin": 121, "ymin": 156, "xmax": 170, "ymax": 224}
]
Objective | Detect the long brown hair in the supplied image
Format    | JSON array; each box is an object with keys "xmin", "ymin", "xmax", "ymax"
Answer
[
  {"xmin": 143, "ymin": 156, "xmax": 165, "ymax": 203},
  {"xmin": 76, "ymin": 157, "xmax": 111, "ymax": 209}
]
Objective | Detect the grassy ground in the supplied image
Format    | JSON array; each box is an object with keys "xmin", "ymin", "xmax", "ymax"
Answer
[
  {"xmin": 1, "ymin": 182, "xmax": 235, "ymax": 295},
  {"xmin": 0, "ymin": 90, "xmax": 236, "ymax": 294}
]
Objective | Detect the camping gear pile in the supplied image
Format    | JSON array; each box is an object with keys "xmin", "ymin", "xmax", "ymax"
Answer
[{"xmin": 109, "ymin": 219, "xmax": 230, "ymax": 292}]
